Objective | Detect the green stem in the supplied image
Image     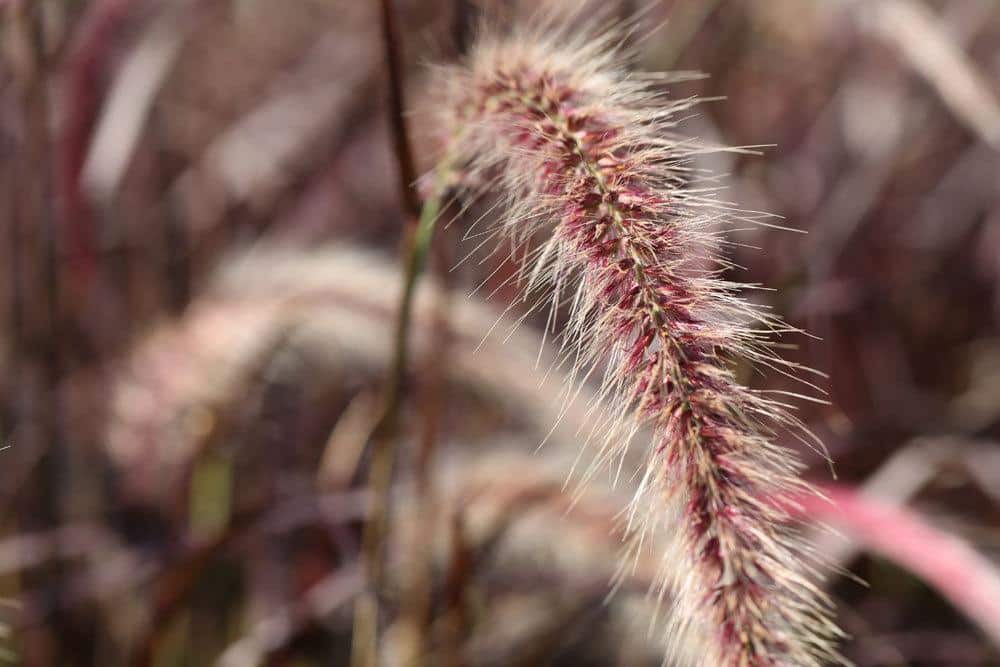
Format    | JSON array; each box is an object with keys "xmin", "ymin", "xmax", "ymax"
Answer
[
  {"xmin": 351, "ymin": 184, "xmax": 444, "ymax": 667},
  {"xmin": 386, "ymin": 192, "xmax": 442, "ymax": 418}
]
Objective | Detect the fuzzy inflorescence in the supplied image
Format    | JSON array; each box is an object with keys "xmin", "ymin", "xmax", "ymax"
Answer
[{"xmin": 429, "ymin": 16, "xmax": 842, "ymax": 667}]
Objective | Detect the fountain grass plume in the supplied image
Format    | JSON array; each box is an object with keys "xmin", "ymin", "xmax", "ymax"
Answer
[{"xmin": 426, "ymin": 12, "xmax": 844, "ymax": 667}]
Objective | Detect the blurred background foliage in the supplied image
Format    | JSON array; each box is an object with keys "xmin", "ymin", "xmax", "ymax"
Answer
[{"xmin": 1, "ymin": 0, "xmax": 999, "ymax": 665}]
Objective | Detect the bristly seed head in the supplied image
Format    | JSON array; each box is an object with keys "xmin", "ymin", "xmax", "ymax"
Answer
[{"xmin": 428, "ymin": 13, "xmax": 843, "ymax": 667}]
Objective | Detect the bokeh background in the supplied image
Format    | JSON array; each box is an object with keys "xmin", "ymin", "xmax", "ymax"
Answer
[{"xmin": 1, "ymin": 0, "xmax": 999, "ymax": 665}]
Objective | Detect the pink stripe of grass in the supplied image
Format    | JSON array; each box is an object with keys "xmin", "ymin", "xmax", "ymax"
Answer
[{"xmin": 795, "ymin": 484, "xmax": 1000, "ymax": 646}]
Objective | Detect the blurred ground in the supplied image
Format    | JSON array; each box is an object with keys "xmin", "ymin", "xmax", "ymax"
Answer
[{"xmin": 1, "ymin": 0, "xmax": 999, "ymax": 665}]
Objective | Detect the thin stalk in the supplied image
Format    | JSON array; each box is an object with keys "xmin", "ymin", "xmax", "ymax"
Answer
[
  {"xmin": 351, "ymin": 4, "xmax": 436, "ymax": 661},
  {"xmin": 351, "ymin": 188, "xmax": 444, "ymax": 667},
  {"xmin": 378, "ymin": 0, "xmax": 421, "ymax": 220},
  {"xmin": 399, "ymin": 208, "xmax": 457, "ymax": 667}
]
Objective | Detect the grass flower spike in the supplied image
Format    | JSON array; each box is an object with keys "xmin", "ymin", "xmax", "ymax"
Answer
[{"xmin": 429, "ymin": 16, "xmax": 842, "ymax": 667}]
